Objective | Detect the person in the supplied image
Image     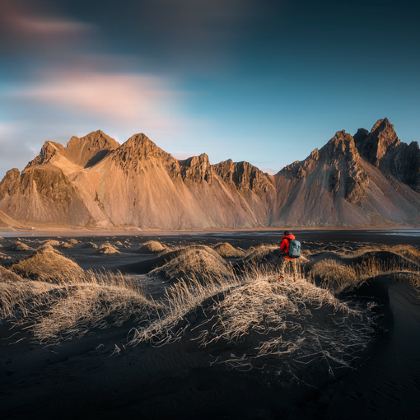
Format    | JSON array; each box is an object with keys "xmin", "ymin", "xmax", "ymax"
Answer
[{"xmin": 279, "ymin": 230, "xmax": 298, "ymax": 279}]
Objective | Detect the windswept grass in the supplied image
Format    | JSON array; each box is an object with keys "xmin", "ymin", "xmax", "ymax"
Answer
[
  {"xmin": 309, "ymin": 252, "xmax": 420, "ymax": 293},
  {"xmin": 11, "ymin": 246, "xmax": 84, "ymax": 282},
  {"xmin": 97, "ymin": 242, "xmax": 120, "ymax": 254},
  {"xmin": 130, "ymin": 267, "xmax": 375, "ymax": 375},
  {"xmin": 213, "ymin": 242, "xmax": 245, "ymax": 258},
  {"xmin": 149, "ymin": 245, "xmax": 233, "ymax": 282},
  {"xmin": 0, "ymin": 270, "xmax": 157, "ymax": 343},
  {"xmin": 139, "ymin": 240, "xmax": 167, "ymax": 253}
]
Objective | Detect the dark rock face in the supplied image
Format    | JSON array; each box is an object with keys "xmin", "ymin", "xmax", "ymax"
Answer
[
  {"xmin": 180, "ymin": 154, "xmax": 213, "ymax": 183},
  {"xmin": 213, "ymin": 160, "xmax": 275, "ymax": 194},
  {"xmin": 355, "ymin": 118, "xmax": 420, "ymax": 192},
  {"xmin": 0, "ymin": 168, "xmax": 21, "ymax": 200}
]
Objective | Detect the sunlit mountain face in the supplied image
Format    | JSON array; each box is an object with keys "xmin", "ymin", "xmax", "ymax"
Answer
[{"xmin": 0, "ymin": 118, "xmax": 418, "ymax": 228}]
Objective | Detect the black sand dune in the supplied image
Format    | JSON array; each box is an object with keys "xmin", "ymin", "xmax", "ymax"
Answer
[
  {"xmin": 0, "ymin": 231, "xmax": 419, "ymax": 419},
  {"xmin": 321, "ymin": 277, "xmax": 420, "ymax": 419},
  {"xmin": 1, "ymin": 274, "xmax": 418, "ymax": 419}
]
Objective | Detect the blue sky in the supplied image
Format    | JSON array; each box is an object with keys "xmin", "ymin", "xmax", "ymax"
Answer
[{"xmin": 0, "ymin": 0, "xmax": 419, "ymax": 177}]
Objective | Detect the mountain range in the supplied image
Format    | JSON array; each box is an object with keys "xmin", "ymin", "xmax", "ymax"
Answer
[{"xmin": 0, "ymin": 118, "xmax": 419, "ymax": 229}]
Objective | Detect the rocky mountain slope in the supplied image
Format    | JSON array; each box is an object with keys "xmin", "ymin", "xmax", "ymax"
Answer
[{"xmin": 0, "ymin": 119, "xmax": 418, "ymax": 229}]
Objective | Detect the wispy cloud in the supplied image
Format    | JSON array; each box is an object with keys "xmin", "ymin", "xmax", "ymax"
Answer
[
  {"xmin": 0, "ymin": 0, "xmax": 93, "ymax": 46},
  {"xmin": 13, "ymin": 68, "xmax": 185, "ymax": 131}
]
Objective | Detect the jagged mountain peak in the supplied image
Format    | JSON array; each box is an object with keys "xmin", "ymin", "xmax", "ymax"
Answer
[
  {"xmin": 111, "ymin": 133, "xmax": 175, "ymax": 172},
  {"xmin": 355, "ymin": 118, "xmax": 400, "ymax": 166},
  {"xmin": 65, "ymin": 130, "xmax": 119, "ymax": 167},
  {"xmin": 67, "ymin": 130, "xmax": 118, "ymax": 148},
  {"xmin": 318, "ymin": 130, "xmax": 360, "ymax": 163},
  {"xmin": 213, "ymin": 159, "xmax": 275, "ymax": 193},
  {"xmin": 0, "ymin": 120, "xmax": 418, "ymax": 229},
  {"xmin": 179, "ymin": 153, "xmax": 212, "ymax": 183},
  {"xmin": 26, "ymin": 140, "xmax": 64, "ymax": 168}
]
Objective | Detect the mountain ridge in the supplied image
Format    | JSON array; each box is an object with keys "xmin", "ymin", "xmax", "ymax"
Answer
[{"xmin": 0, "ymin": 119, "xmax": 418, "ymax": 229}]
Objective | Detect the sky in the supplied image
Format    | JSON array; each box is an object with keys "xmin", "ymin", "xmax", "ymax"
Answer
[{"xmin": 0, "ymin": 0, "xmax": 420, "ymax": 177}]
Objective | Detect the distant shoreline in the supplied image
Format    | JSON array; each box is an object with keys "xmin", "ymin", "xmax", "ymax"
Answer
[{"xmin": 1, "ymin": 226, "xmax": 419, "ymax": 238}]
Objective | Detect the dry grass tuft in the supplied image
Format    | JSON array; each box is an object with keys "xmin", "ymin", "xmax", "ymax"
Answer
[
  {"xmin": 352, "ymin": 244, "xmax": 420, "ymax": 263},
  {"xmin": 12, "ymin": 240, "xmax": 33, "ymax": 252},
  {"xmin": 150, "ymin": 245, "xmax": 233, "ymax": 282},
  {"xmin": 309, "ymin": 252, "xmax": 420, "ymax": 293},
  {"xmin": 0, "ymin": 270, "xmax": 157, "ymax": 343},
  {"xmin": 0, "ymin": 265, "xmax": 24, "ymax": 283},
  {"xmin": 97, "ymin": 242, "xmax": 120, "ymax": 255},
  {"xmin": 139, "ymin": 240, "xmax": 167, "ymax": 253},
  {"xmin": 130, "ymin": 273, "xmax": 241, "ymax": 346},
  {"xmin": 11, "ymin": 246, "xmax": 84, "ymax": 282},
  {"xmin": 130, "ymin": 267, "xmax": 375, "ymax": 375},
  {"xmin": 61, "ymin": 238, "xmax": 80, "ymax": 249},
  {"xmin": 243, "ymin": 244, "xmax": 281, "ymax": 266},
  {"xmin": 39, "ymin": 239, "xmax": 61, "ymax": 249},
  {"xmin": 213, "ymin": 242, "xmax": 245, "ymax": 258}
]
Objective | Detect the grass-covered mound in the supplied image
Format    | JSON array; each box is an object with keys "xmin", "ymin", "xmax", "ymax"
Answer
[
  {"xmin": 0, "ymin": 270, "xmax": 157, "ymax": 343},
  {"xmin": 11, "ymin": 246, "xmax": 84, "ymax": 282},
  {"xmin": 131, "ymin": 269, "xmax": 375, "ymax": 375},
  {"xmin": 97, "ymin": 242, "xmax": 120, "ymax": 254},
  {"xmin": 11, "ymin": 240, "xmax": 33, "ymax": 252},
  {"xmin": 61, "ymin": 238, "xmax": 80, "ymax": 249},
  {"xmin": 213, "ymin": 242, "xmax": 244, "ymax": 258},
  {"xmin": 308, "ymin": 247, "xmax": 420, "ymax": 294},
  {"xmin": 39, "ymin": 239, "xmax": 61, "ymax": 249},
  {"xmin": 149, "ymin": 245, "xmax": 233, "ymax": 282},
  {"xmin": 138, "ymin": 240, "xmax": 167, "ymax": 254}
]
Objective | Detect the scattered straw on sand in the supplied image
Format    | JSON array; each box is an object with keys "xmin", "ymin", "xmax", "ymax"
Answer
[
  {"xmin": 213, "ymin": 242, "xmax": 245, "ymax": 258},
  {"xmin": 139, "ymin": 240, "xmax": 167, "ymax": 253},
  {"xmin": 11, "ymin": 246, "xmax": 84, "ymax": 282}
]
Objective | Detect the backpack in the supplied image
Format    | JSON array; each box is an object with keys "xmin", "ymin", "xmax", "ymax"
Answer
[{"xmin": 288, "ymin": 239, "xmax": 301, "ymax": 258}]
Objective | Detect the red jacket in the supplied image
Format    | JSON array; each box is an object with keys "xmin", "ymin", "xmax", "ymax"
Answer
[{"xmin": 280, "ymin": 233, "xmax": 295, "ymax": 256}]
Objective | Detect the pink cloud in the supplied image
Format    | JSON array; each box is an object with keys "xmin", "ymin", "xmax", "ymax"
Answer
[
  {"xmin": 0, "ymin": 0, "xmax": 93, "ymax": 38},
  {"xmin": 13, "ymin": 69, "xmax": 187, "ymax": 132}
]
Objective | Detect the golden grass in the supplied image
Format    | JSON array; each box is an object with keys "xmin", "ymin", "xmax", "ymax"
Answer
[
  {"xmin": 98, "ymin": 242, "xmax": 120, "ymax": 254},
  {"xmin": 11, "ymin": 246, "xmax": 84, "ymax": 282},
  {"xmin": 149, "ymin": 245, "xmax": 233, "ymax": 281},
  {"xmin": 40, "ymin": 239, "xmax": 61, "ymax": 248},
  {"xmin": 213, "ymin": 242, "xmax": 245, "ymax": 258},
  {"xmin": 351, "ymin": 244, "xmax": 420, "ymax": 263},
  {"xmin": 60, "ymin": 238, "xmax": 80, "ymax": 249},
  {"xmin": 139, "ymin": 240, "xmax": 167, "ymax": 253},
  {"xmin": 309, "ymin": 253, "xmax": 420, "ymax": 293},
  {"xmin": 0, "ymin": 270, "xmax": 157, "ymax": 343},
  {"xmin": 130, "ymin": 267, "xmax": 374, "ymax": 374},
  {"xmin": 12, "ymin": 240, "xmax": 32, "ymax": 251}
]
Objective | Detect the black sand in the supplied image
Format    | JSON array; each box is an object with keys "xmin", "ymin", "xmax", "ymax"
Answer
[{"xmin": 0, "ymin": 230, "xmax": 419, "ymax": 419}]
